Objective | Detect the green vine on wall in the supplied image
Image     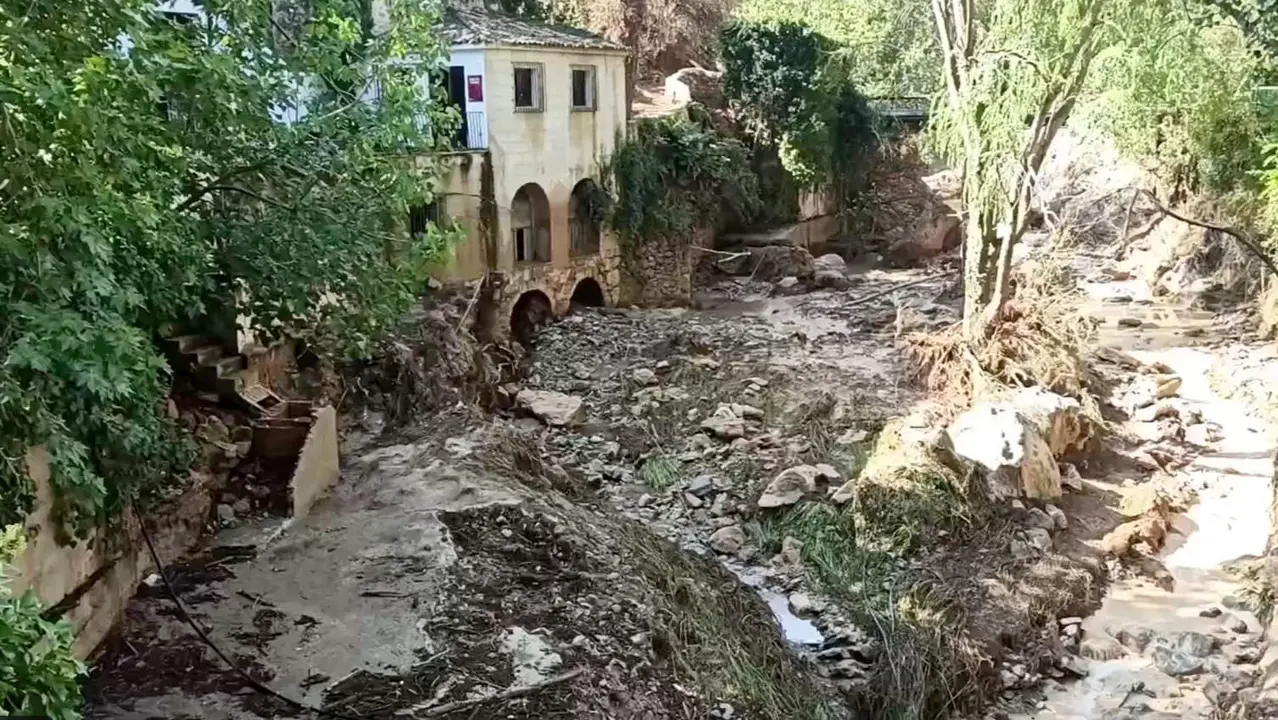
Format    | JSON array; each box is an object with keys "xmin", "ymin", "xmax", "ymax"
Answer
[{"xmin": 606, "ymin": 112, "xmax": 761, "ymax": 250}]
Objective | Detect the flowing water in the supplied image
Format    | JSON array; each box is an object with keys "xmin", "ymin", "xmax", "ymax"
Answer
[{"xmin": 1034, "ymin": 288, "xmax": 1276, "ymax": 718}]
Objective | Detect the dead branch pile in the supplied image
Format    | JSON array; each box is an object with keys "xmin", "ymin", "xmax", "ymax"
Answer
[
  {"xmin": 904, "ymin": 254, "xmax": 1097, "ymax": 410},
  {"xmin": 343, "ymin": 291, "xmax": 512, "ymax": 424}
]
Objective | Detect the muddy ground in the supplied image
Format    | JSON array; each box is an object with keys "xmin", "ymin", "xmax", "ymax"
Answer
[{"xmin": 83, "ymin": 138, "xmax": 1278, "ymax": 720}]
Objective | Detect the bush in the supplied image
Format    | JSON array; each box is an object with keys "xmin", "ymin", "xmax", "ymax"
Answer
[
  {"xmin": 608, "ymin": 113, "xmax": 761, "ymax": 243},
  {"xmin": 0, "ymin": 585, "xmax": 84, "ymax": 720}
]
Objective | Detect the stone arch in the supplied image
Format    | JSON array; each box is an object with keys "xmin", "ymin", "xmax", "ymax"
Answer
[
  {"xmin": 511, "ymin": 183, "xmax": 551, "ymax": 263},
  {"xmin": 510, "ymin": 289, "xmax": 554, "ymax": 344},
  {"xmin": 569, "ymin": 179, "xmax": 602, "ymax": 257},
  {"xmin": 570, "ymin": 277, "xmax": 606, "ymax": 308}
]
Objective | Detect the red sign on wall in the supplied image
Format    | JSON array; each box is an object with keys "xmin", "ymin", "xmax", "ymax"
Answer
[{"xmin": 467, "ymin": 75, "xmax": 483, "ymax": 102}]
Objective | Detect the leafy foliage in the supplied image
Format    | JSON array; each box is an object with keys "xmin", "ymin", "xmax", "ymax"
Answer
[
  {"xmin": 0, "ymin": 583, "xmax": 85, "ymax": 720},
  {"xmin": 608, "ymin": 113, "xmax": 761, "ymax": 244},
  {"xmin": 0, "ymin": 0, "xmax": 454, "ymax": 537},
  {"xmin": 734, "ymin": 0, "xmax": 940, "ymax": 98},
  {"xmin": 1076, "ymin": 0, "xmax": 1265, "ymax": 194},
  {"xmin": 720, "ymin": 21, "xmax": 879, "ymax": 204}
]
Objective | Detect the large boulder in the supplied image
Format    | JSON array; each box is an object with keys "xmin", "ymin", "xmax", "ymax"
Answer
[
  {"xmin": 516, "ymin": 390, "xmax": 586, "ymax": 427},
  {"xmin": 946, "ymin": 402, "xmax": 1062, "ymax": 501},
  {"xmin": 746, "ymin": 246, "xmax": 816, "ymax": 281},
  {"xmin": 1010, "ymin": 387, "xmax": 1091, "ymax": 457}
]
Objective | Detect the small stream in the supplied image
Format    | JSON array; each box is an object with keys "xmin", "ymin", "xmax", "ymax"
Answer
[{"xmin": 1036, "ymin": 341, "xmax": 1275, "ymax": 717}]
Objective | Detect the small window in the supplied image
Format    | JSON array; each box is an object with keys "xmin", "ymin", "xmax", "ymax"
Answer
[
  {"xmin": 513, "ymin": 64, "xmax": 543, "ymax": 111},
  {"xmin": 571, "ymin": 66, "xmax": 596, "ymax": 111},
  {"xmin": 409, "ymin": 201, "xmax": 442, "ymax": 238}
]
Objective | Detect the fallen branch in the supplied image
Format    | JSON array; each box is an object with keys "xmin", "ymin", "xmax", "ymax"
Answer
[
  {"xmin": 415, "ymin": 668, "xmax": 584, "ymax": 717},
  {"xmin": 691, "ymin": 246, "xmax": 752, "ymax": 265},
  {"xmin": 843, "ymin": 272, "xmax": 953, "ymax": 309},
  {"xmin": 1139, "ymin": 189, "xmax": 1278, "ymax": 281}
]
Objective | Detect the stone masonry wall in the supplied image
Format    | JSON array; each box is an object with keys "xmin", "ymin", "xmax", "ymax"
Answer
[{"xmin": 618, "ymin": 226, "xmax": 714, "ymax": 308}]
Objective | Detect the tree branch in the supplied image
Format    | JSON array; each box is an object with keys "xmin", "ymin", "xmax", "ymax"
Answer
[{"xmin": 1140, "ymin": 189, "xmax": 1278, "ymax": 280}]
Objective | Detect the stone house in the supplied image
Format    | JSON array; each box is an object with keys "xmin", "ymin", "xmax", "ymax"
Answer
[{"xmin": 429, "ymin": 7, "xmax": 629, "ymax": 340}]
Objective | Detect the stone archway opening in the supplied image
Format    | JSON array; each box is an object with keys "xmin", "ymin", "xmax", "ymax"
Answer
[
  {"xmin": 512, "ymin": 183, "xmax": 551, "ymax": 264},
  {"xmin": 569, "ymin": 179, "xmax": 603, "ymax": 257},
  {"xmin": 570, "ymin": 277, "xmax": 606, "ymax": 309},
  {"xmin": 510, "ymin": 290, "xmax": 554, "ymax": 345}
]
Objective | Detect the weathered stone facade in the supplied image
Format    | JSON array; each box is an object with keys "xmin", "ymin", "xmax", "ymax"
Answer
[{"xmin": 618, "ymin": 226, "xmax": 713, "ymax": 308}]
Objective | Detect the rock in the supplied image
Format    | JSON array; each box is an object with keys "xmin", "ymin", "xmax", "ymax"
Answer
[
  {"xmin": 814, "ymin": 253, "xmax": 847, "ymax": 273},
  {"xmin": 684, "ymin": 493, "xmax": 703, "ymax": 508},
  {"xmin": 730, "ymin": 403, "xmax": 765, "ymax": 420},
  {"xmin": 1204, "ymin": 676, "xmax": 1237, "ymax": 707},
  {"xmin": 516, "ymin": 390, "xmax": 586, "ymax": 427},
  {"xmin": 1156, "ymin": 375, "xmax": 1182, "ymax": 399},
  {"xmin": 216, "ymin": 503, "xmax": 236, "ymax": 525},
  {"xmin": 837, "ymin": 428, "xmax": 870, "ymax": 445},
  {"xmin": 1025, "ymin": 507, "xmax": 1057, "ymax": 532},
  {"xmin": 1152, "ymin": 646, "xmax": 1203, "ymax": 677},
  {"xmin": 701, "ymin": 407, "xmax": 746, "ymax": 440},
  {"xmin": 632, "ymin": 368, "xmax": 659, "ymax": 385},
  {"xmin": 748, "ymin": 245, "xmax": 816, "ymax": 280},
  {"xmin": 1058, "ymin": 654, "xmax": 1089, "ymax": 678},
  {"xmin": 777, "ymin": 276, "xmax": 800, "ymax": 289},
  {"xmin": 780, "ymin": 536, "xmax": 804, "ymax": 566},
  {"xmin": 1025, "ymin": 528, "xmax": 1053, "ymax": 554},
  {"xmin": 709, "ymin": 525, "xmax": 746, "ymax": 555},
  {"xmin": 1080, "ymin": 636, "xmax": 1127, "ymax": 661},
  {"xmin": 1225, "ymin": 643, "xmax": 1263, "ymax": 664},
  {"xmin": 1060, "ymin": 463, "xmax": 1084, "ymax": 491},
  {"xmin": 1113, "ymin": 626, "xmax": 1157, "ymax": 653},
  {"xmin": 1221, "ymin": 614, "xmax": 1249, "ymax": 633},
  {"xmin": 812, "ymin": 463, "xmax": 841, "ymax": 480},
  {"xmin": 788, "ymin": 593, "xmax": 817, "ymax": 617},
  {"xmin": 1119, "ymin": 485, "xmax": 1173, "ymax": 519},
  {"xmin": 813, "ymin": 269, "xmax": 850, "ymax": 290},
  {"xmin": 758, "ymin": 465, "xmax": 837, "ymax": 508},
  {"xmin": 1102, "ymin": 514, "xmax": 1170, "ymax": 556},
  {"xmin": 709, "ymin": 494, "xmax": 729, "ymax": 517},
  {"xmin": 1118, "ymin": 317, "xmax": 1144, "ymax": 328},
  {"xmin": 1059, "ymin": 617, "xmax": 1083, "ymax": 627},
  {"xmin": 232, "ymin": 498, "xmax": 252, "ymax": 515},
  {"xmin": 1012, "ymin": 387, "xmax": 1090, "ymax": 457},
  {"xmin": 1045, "ymin": 504, "xmax": 1068, "ymax": 530},
  {"xmin": 830, "ymin": 479, "xmax": 856, "ymax": 505},
  {"xmin": 688, "ymin": 474, "xmax": 716, "ymax": 498},
  {"xmin": 1200, "ymin": 606, "xmax": 1223, "ymax": 618},
  {"xmin": 1010, "ymin": 539, "xmax": 1036, "ymax": 561},
  {"xmin": 947, "ymin": 403, "xmax": 1062, "ymax": 501},
  {"xmin": 1172, "ymin": 631, "xmax": 1215, "ymax": 658}
]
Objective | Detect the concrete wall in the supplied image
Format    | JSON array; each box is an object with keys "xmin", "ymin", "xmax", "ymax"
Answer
[
  {"xmin": 290, "ymin": 406, "xmax": 340, "ymax": 519},
  {"xmin": 9, "ymin": 447, "xmax": 217, "ymax": 658}
]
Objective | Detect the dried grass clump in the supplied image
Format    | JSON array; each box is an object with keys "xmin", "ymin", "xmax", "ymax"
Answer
[{"xmin": 904, "ymin": 255, "xmax": 1096, "ymax": 410}]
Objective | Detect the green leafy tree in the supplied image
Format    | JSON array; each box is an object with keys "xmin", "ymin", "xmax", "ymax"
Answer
[
  {"xmin": 735, "ymin": 0, "xmax": 940, "ymax": 98},
  {"xmin": 0, "ymin": 0, "xmax": 455, "ymax": 537},
  {"xmin": 720, "ymin": 20, "xmax": 878, "ymax": 211},
  {"xmin": 0, "ymin": 585, "xmax": 84, "ymax": 720},
  {"xmin": 929, "ymin": 0, "xmax": 1131, "ymax": 336}
]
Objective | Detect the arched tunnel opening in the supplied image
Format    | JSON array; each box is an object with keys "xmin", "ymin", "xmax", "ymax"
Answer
[
  {"xmin": 510, "ymin": 290, "xmax": 554, "ymax": 346},
  {"xmin": 569, "ymin": 278, "xmax": 606, "ymax": 309}
]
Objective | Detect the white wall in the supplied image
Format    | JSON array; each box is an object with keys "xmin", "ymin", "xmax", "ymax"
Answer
[{"xmin": 447, "ymin": 48, "xmax": 488, "ymax": 148}]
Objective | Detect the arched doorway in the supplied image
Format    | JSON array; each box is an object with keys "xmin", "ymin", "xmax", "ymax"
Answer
[
  {"xmin": 511, "ymin": 183, "xmax": 551, "ymax": 263},
  {"xmin": 569, "ymin": 179, "xmax": 602, "ymax": 257},
  {"xmin": 510, "ymin": 290, "xmax": 554, "ymax": 345},
  {"xmin": 570, "ymin": 278, "xmax": 605, "ymax": 308}
]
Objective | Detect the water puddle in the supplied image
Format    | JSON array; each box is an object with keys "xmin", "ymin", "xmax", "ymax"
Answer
[{"xmin": 730, "ymin": 565, "xmax": 827, "ymax": 647}]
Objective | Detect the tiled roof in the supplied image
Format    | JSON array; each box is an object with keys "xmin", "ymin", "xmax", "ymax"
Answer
[{"xmin": 442, "ymin": 7, "xmax": 626, "ymax": 51}]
